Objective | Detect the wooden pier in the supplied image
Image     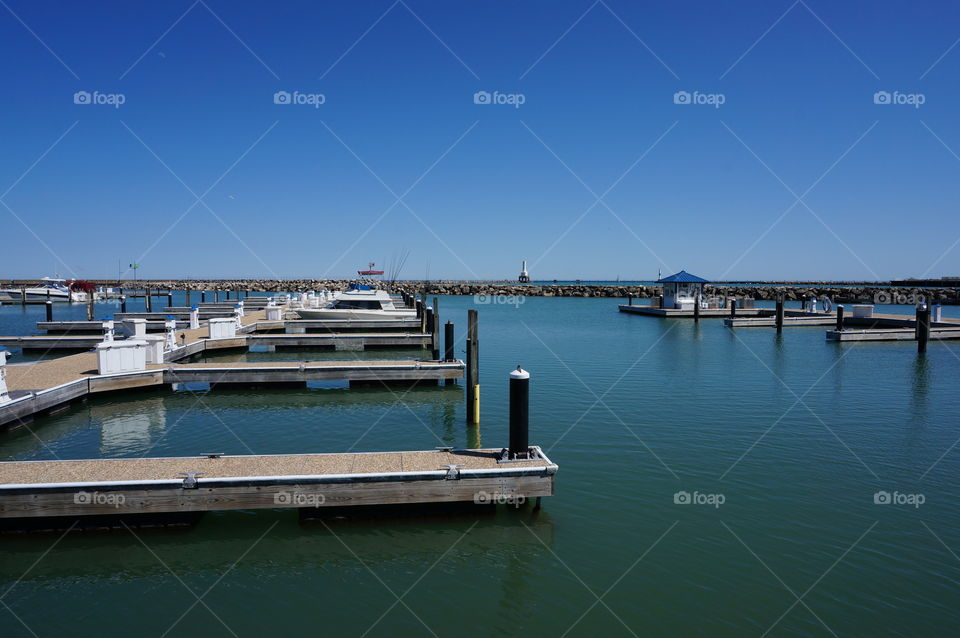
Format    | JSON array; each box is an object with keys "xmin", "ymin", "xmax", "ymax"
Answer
[
  {"xmin": 825, "ymin": 327, "xmax": 960, "ymax": 342},
  {"xmin": 0, "ymin": 446, "xmax": 557, "ymax": 526}
]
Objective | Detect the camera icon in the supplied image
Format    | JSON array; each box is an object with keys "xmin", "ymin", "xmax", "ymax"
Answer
[
  {"xmin": 74, "ymin": 490, "xmax": 92, "ymax": 504},
  {"xmin": 873, "ymin": 91, "xmax": 891, "ymax": 105},
  {"xmin": 673, "ymin": 91, "xmax": 691, "ymax": 105},
  {"xmin": 73, "ymin": 91, "xmax": 91, "ymax": 105},
  {"xmin": 473, "ymin": 91, "xmax": 491, "ymax": 105},
  {"xmin": 473, "ymin": 491, "xmax": 491, "ymax": 504},
  {"xmin": 274, "ymin": 491, "xmax": 292, "ymax": 504},
  {"xmin": 473, "ymin": 294, "xmax": 491, "ymax": 305},
  {"xmin": 874, "ymin": 490, "xmax": 891, "ymax": 504},
  {"xmin": 273, "ymin": 90, "xmax": 291, "ymax": 105},
  {"xmin": 673, "ymin": 490, "xmax": 691, "ymax": 504}
]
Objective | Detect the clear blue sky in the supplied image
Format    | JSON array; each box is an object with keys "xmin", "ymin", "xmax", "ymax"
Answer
[{"xmin": 2, "ymin": 0, "xmax": 959, "ymax": 281}]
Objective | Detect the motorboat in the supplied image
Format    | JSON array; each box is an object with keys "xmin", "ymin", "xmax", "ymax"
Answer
[
  {"xmin": 295, "ymin": 284, "xmax": 415, "ymax": 320},
  {"xmin": 0, "ymin": 277, "xmax": 89, "ymax": 302}
]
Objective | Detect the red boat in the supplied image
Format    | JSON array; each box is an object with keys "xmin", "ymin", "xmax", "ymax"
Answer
[{"xmin": 357, "ymin": 262, "xmax": 384, "ymax": 276}]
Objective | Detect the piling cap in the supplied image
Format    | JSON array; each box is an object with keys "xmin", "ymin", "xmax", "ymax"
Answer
[
  {"xmin": 102, "ymin": 316, "xmax": 113, "ymax": 321},
  {"xmin": 190, "ymin": 305, "xmax": 198, "ymax": 310},
  {"xmin": 166, "ymin": 315, "xmax": 176, "ymax": 320},
  {"xmin": 509, "ymin": 365, "xmax": 530, "ymax": 380}
]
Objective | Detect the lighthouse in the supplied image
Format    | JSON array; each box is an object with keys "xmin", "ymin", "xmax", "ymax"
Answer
[{"xmin": 518, "ymin": 260, "xmax": 530, "ymax": 283}]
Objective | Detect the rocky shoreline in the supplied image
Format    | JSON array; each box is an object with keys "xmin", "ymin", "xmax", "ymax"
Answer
[{"xmin": 8, "ymin": 279, "xmax": 957, "ymax": 305}]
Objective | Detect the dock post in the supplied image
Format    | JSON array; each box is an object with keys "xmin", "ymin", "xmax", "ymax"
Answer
[
  {"xmin": 120, "ymin": 295, "xmax": 127, "ymax": 313},
  {"xmin": 419, "ymin": 300, "xmax": 427, "ymax": 335},
  {"xmin": 215, "ymin": 291, "xmax": 220, "ymax": 303},
  {"xmin": 628, "ymin": 295, "xmax": 632, "ymax": 306},
  {"xmin": 166, "ymin": 292, "xmax": 173, "ymax": 308},
  {"xmin": 693, "ymin": 294, "xmax": 700, "ymax": 323},
  {"xmin": 0, "ymin": 348, "xmax": 9, "ymax": 404},
  {"xmin": 730, "ymin": 298, "xmax": 737, "ymax": 318},
  {"xmin": 431, "ymin": 296, "xmax": 440, "ymax": 361},
  {"xmin": 835, "ymin": 304, "xmax": 844, "ymax": 332},
  {"xmin": 185, "ymin": 289, "xmax": 191, "ymax": 307},
  {"xmin": 509, "ymin": 366, "xmax": 530, "ymax": 459},
  {"xmin": 444, "ymin": 321, "xmax": 455, "ymax": 362},
  {"xmin": 86, "ymin": 292, "xmax": 94, "ymax": 321},
  {"xmin": 20, "ymin": 287, "xmax": 26, "ymax": 306},
  {"xmin": 466, "ymin": 309, "xmax": 479, "ymax": 424},
  {"xmin": 658, "ymin": 295, "xmax": 664, "ymax": 309},
  {"xmin": 775, "ymin": 298, "xmax": 784, "ymax": 334},
  {"xmin": 45, "ymin": 300, "xmax": 53, "ymax": 322},
  {"xmin": 917, "ymin": 305, "xmax": 930, "ymax": 353},
  {"xmin": 201, "ymin": 291, "xmax": 206, "ymax": 303},
  {"xmin": 145, "ymin": 289, "xmax": 152, "ymax": 312}
]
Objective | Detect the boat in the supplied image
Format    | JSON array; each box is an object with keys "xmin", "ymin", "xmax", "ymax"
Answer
[
  {"xmin": 295, "ymin": 284, "xmax": 416, "ymax": 320},
  {"xmin": 357, "ymin": 262, "xmax": 384, "ymax": 276},
  {"xmin": 0, "ymin": 277, "xmax": 89, "ymax": 302}
]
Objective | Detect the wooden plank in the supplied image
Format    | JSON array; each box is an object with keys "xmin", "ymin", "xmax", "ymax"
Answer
[{"xmin": 89, "ymin": 371, "xmax": 164, "ymax": 393}]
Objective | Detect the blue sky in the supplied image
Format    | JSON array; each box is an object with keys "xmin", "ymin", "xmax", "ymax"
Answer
[{"xmin": 2, "ymin": 0, "xmax": 959, "ymax": 281}]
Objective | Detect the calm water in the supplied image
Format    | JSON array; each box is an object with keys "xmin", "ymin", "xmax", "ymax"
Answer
[{"xmin": 1, "ymin": 296, "xmax": 959, "ymax": 637}]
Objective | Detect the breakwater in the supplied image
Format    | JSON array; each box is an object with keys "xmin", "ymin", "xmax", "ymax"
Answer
[{"xmin": 8, "ymin": 279, "xmax": 958, "ymax": 304}]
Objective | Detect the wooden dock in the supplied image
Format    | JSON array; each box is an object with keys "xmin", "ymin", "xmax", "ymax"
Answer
[
  {"xmin": 0, "ymin": 447, "xmax": 557, "ymax": 525},
  {"xmin": 619, "ymin": 304, "xmax": 768, "ymax": 318},
  {"xmin": 725, "ymin": 315, "xmax": 838, "ymax": 327},
  {"xmin": 826, "ymin": 327, "xmax": 960, "ymax": 342}
]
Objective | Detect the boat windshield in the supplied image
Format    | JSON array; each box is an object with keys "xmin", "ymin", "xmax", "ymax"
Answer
[{"xmin": 333, "ymin": 299, "xmax": 384, "ymax": 310}]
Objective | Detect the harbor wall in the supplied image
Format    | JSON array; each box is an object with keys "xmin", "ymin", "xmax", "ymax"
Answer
[{"xmin": 5, "ymin": 280, "xmax": 959, "ymax": 304}]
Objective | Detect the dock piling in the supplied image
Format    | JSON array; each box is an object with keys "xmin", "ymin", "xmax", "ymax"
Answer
[
  {"xmin": 86, "ymin": 293, "xmax": 94, "ymax": 321},
  {"xmin": 431, "ymin": 296, "xmax": 440, "ymax": 361},
  {"xmin": 836, "ymin": 304, "xmax": 844, "ymax": 332},
  {"xmin": 466, "ymin": 309, "xmax": 479, "ymax": 424},
  {"xmin": 145, "ymin": 289, "xmax": 152, "ymax": 312},
  {"xmin": 694, "ymin": 294, "xmax": 700, "ymax": 323},
  {"xmin": 45, "ymin": 301, "xmax": 53, "ymax": 322},
  {"xmin": 509, "ymin": 366, "xmax": 530, "ymax": 459},
  {"xmin": 775, "ymin": 298, "xmax": 784, "ymax": 333},
  {"xmin": 166, "ymin": 293, "xmax": 173, "ymax": 308},
  {"xmin": 120, "ymin": 295, "xmax": 127, "ymax": 313},
  {"xmin": 20, "ymin": 288, "xmax": 26, "ymax": 307},
  {"xmin": 201, "ymin": 291, "xmax": 206, "ymax": 303},
  {"xmin": 917, "ymin": 304, "xmax": 931, "ymax": 353},
  {"xmin": 730, "ymin": 298, "xmax": 737, "ymax": 317}
]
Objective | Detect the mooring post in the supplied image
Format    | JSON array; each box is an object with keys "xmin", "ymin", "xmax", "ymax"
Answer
[
  {"xmin": 45, "ymin": 300, "xmax": 53, "ymax": 322},
  {"xmin": 509, "ymin": 366, "xmax": 530, "ymax": 459},
  {"xmin": 835, "ymin": 304, "xmax": 844, "ymax": 332},
  {"xmin": 444, "ymin": 320, "xmax": 454, "ymax": 362},
  {"xmin": 628, "ymin": 295, "xmax": 632, "ymax": 306},
  {"xmin": 185, "ymin": 289, "xmax": 191, "ymax": 307},
  {"xmin": 466, "ymin": 309, "xmax": 479, "ymax": 424},
  {"xmin": 201, "ymin": 290, "xmax": 206, "ymax": 303},
  {"xmin": 658, "ymin": 295, "xmax": 664, "ymax": 309},
  {"xmin": 917, "ymin": 304, "xmax": 930, "ymax": 353},
  {"xmin": 775, "ymin": 298, "xmax": 784, "ymax": 333},
  {"xmin": 431, "ymin": 296, "xmax": 440, "ymax": 360},
  {"xmin": 120, "ymin": 295, "xmax": 127, "ymax": 313},
  {"xmin": 419, "ymin": 300, "xmax": 427, "ymax": 334},
  {"xmin": 145, "ymin": 288, "xmax": 152, "ymax": 312},
  {"xmin": 166, "ymin": 292, "xmax": 173, "ymax": 308},
  {"xmin": 86, "ymin": 292, "xmax": 95, "ymax": 321},
  {"xmin": 20, "ymin": 287, "xmax": 26, "ymax": 307},
  {"xmin": 730, "ymin": 298, "xmax": 737, "ymax": 318},
  {"xmin": 693, "ymin": 294, "xmax": 700, "ymax": 323},
  {"xmin": 215, "ymin": 290, "xmax": 220, "ymax": 303}
]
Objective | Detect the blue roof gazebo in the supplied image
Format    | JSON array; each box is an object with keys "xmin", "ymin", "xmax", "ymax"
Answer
[{"xmin": 655, "ymin": 270, "xmax": 709, "ymax": 310}]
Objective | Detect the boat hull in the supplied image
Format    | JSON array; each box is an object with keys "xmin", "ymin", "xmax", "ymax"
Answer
[{"xmin": 295, "ymin": 308, "xmax": 416, "ymax": 320}]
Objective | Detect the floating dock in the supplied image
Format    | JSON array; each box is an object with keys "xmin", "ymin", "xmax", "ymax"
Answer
[
  {"xmin": 826, "ymin": 327, "xmax": 960, "ymax": 342},
  {"xmin": 0, "ymin": 447, "xmax": 557, "ymax": 526}
]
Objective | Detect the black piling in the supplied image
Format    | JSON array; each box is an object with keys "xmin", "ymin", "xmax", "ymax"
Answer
[
  {"xmin": 201, "ymin": 291, "xmax": 207, "ymax": 303},
  {"xmin": 145, "ymin": 289, "xmax": 152, "ymax": 313},
  {"xmin": 508, "ymin": 366, "xmax": 530, "ymax": 459},
  {"xmin": 185, "ymin": 289, "xmax": 191, "ymax": 307},
  {"xmin": 45, "ymin": 300, "xmax": 53, "ymax": 322},
  {"xmin": 120, "ymin": 295, "xmax": 127, "ymax": 313},
  {"xmin": 166, "ymin": 293, "xmax": 173, "ymax": 308},
  {"xmin": 729, "ymin": 298, "xmax": 737, "ymax": 317},
  {"xmin": 835, "ymin": 304, "xmax": 844, "ymax": 332},
  {"xmin": 917, "ymin": 305, "xmax": 930, "ymax": 354},
  {"xmin": 693, "ymin": 295, "xmax": 700, "ymax": 323},
  {"xmin": 466, "ymin": 309, "xmax": 479, "ymax": 424},
  {"xmin": 775, "ymin": 298, "xmax": 784, "ymax": 333},
  {"xmin": 431, "ymin": 296, "xmax": 440, "ymax": 361}
]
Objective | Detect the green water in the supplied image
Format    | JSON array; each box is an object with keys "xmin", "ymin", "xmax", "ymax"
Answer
[{"xmin": 2, "ymin": 296, "xmax": 959, "ymax": 636}]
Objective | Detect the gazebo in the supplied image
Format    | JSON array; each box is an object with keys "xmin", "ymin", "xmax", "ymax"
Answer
[{"xmin": 656, "ymin": 270, "xmax": 709, "ymax": 310}]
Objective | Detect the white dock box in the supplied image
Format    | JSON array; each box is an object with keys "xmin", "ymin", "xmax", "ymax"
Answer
[
  {"xmin": 96, "ymin": 340, "xmax": 146, "ymax": 375},
  {"xmin": 208, "ymin": 317, "xmax": 237, "ymax": 339},
  {"xmin": 852, "ymin": 305, "xmax": 874, "ymax": 318},
  {"xmin": 142, "ymin": 335, "xmax": 166, "ymax": 364}
]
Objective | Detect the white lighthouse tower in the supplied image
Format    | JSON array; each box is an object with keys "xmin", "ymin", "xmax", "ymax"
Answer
[{"xmin": 518, "ymin": 260, "xmax": 530, "ymax": 283}]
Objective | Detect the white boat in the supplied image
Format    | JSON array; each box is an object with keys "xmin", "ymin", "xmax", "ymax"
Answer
[
  {"xmin": 0, "ymin": 277, "xmax": 89, "ymax": 302},
  {"xmin": 295, "ymin": 285, "xmax": 415, "ymax": 320}
]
